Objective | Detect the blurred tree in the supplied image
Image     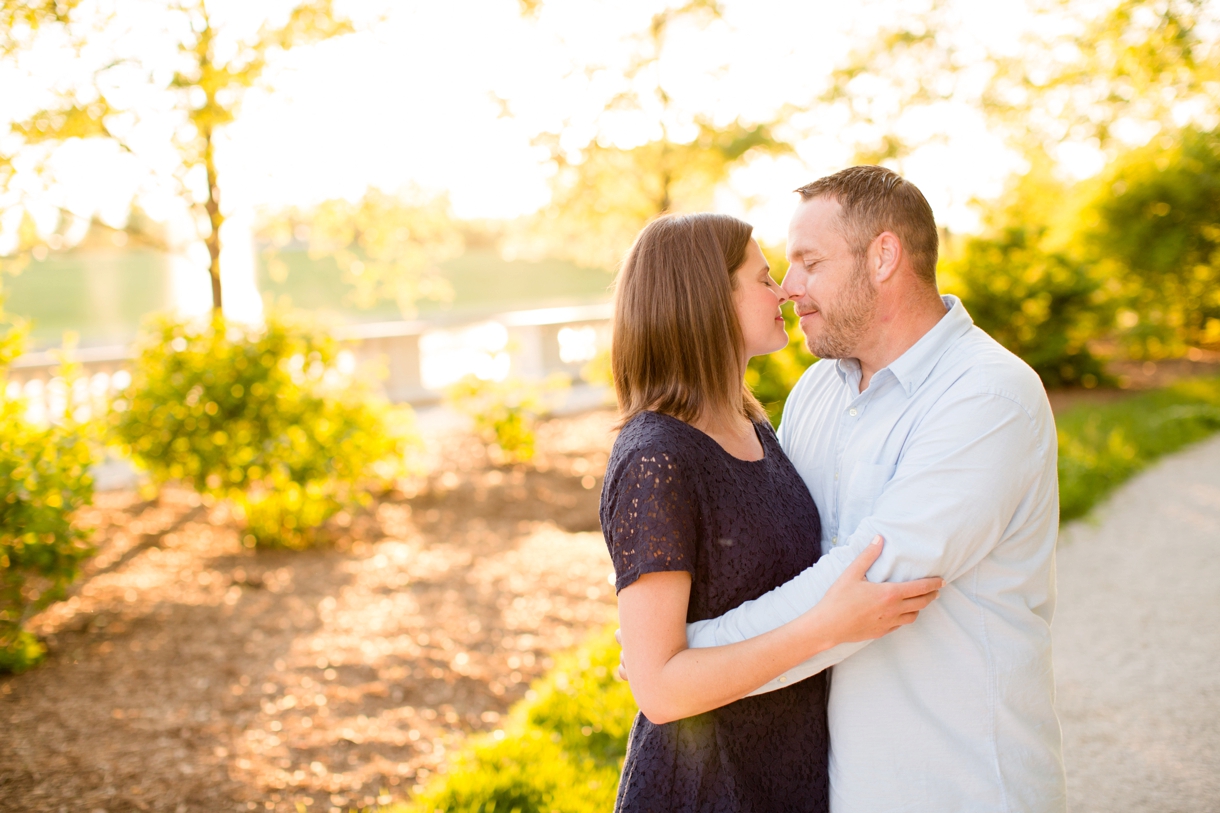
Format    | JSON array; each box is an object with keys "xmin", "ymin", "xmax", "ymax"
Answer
[
  {"xmin": 538, "ymin": 120, "xmax": 791, "ymax": 270},
  {"xmin": 516, "ymin": 1, "xmax": 792, "ymax": 269},
  {"xmin": 990, "ymin": 0, "xmax": 1220, "ymax": 155},
  {"xmin": 114, "ymin": 311, "xmax": 416, "ymax": 549},
  {"xmin": 817, "ymin": 0, "xmax": 964, "ymax": 167},
  {"xmin": 939, "ymin": 162, "xmax": 1112, "ymax": 387},
  {"xmin": 1075, "ymin": 127, "xmax": 1220, "ymax": 356},
  {"xmin": 0, "ymin": 0, "xmax": 79, "ymax": 56},
  {"xmin": 4, "ymin": 0, "xmax": 353, "ymax": 312},
  {"xmin": 260, "ymin": 188, "xmax": 465, "ymax": 317},
  {"xmin": 816, "ymin": 0, "xmax": 1220, "ymax": 164}
]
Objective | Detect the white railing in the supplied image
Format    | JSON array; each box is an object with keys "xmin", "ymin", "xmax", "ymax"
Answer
[{"xmin": 4, "ymin": 303, "xmax": 614, "ymax": 419}]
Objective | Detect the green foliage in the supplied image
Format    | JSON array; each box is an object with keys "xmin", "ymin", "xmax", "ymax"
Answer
[
  {"xmin": 262, "ymin": 188, "xmax": 464, "ymax": 318},
  {"xmin": 5, "ymin": 0, "xmax": 354, "ymax": 310},
  {"xmin": 940, "ymin": 166, "xmax": 1110, "ymax": 387},
  {"xmin": 1076, "ymin": 127, "xmax": 1220, "ymax": 357},
  {"xmin": 446, "ymin": 375, "xmax": 568, "ymax": 465},
  {"xmin": 517, "ymin": 2, "xmax": 788, "ymax": 271},
  {"xmin": 537, "ymin": 120, "xmax": 791, "ymax": 270},
  {"xmin": 113, "ymin": 313, "xmax": 414, "ymax": 549},
  {"xmin": 1057, "ymin": 376, "xmax": 1220, "ymax": 522},
  {"xmin": 403, "ymin": 627, "xmax": 635, "ymax": 813},
  {"xmin": 0, "ymin": 319, "xmax": 95, "ymax": 673},
  {"xmin": 942, "ymin": 226, "xmax": 1108, "ymax": 387}
]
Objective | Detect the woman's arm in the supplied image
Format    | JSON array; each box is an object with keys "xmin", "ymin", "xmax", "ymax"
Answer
[{"xmin": 618, "ymin": 537, "xmax": 940, "ymax": 725}]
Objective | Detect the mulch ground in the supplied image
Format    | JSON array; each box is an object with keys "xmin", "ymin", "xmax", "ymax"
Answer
[{"xmin": 0, "ymin": 410, "xmax": 621, "ymax": 813}]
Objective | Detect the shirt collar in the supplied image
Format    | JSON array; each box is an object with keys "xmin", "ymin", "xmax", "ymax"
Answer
[{"xmin": 834, "ymin": 295, "xmax": 974, "ymax": 396}]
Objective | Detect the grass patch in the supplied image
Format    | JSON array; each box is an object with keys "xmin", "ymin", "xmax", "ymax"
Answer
[
  {"xmin": 1056, "ymin": 376, "xmax": 1220, "ymax": 522},
  {"xmin": 384, "ymin": 626, "xmax": 635, "ymax": 813},
  {"xmin": 379, "ymin": 377, "xmax": 1220, "ymax": 813}
]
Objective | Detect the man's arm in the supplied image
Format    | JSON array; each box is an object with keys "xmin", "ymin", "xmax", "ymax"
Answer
[{"xmin": 687, "ymin": 388, "xmax": 1048, "ymax": 683}]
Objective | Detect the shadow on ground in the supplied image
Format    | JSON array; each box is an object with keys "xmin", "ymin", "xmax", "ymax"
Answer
[{"xmin": 0, "ymin": 411, "xmax": 620, "ymax": 813}]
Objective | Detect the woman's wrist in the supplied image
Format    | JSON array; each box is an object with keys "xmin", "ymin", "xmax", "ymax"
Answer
[{"xmin": 788, "ymin": 605, "xmax": 837, "ymax": 662}]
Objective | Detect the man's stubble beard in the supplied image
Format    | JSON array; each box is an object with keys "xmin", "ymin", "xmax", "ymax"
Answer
[{"xmin": 804, "ymin": 255, "xmax": 877, "ymax": 360}]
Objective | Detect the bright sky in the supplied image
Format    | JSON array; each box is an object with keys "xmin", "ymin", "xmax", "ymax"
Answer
[{"xmin": 0, "ymin": 0, "xmax": 1064, "ymax": 255}]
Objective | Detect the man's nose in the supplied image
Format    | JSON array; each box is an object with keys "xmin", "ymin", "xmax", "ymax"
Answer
[{"xmin": 781, "ymin": 268, "xmax": 803, "ymax": 299}]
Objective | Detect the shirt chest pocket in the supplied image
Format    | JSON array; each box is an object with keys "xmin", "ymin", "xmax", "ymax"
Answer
[{"xmin": 840, "ymin": 461, "xmax": 896, "ymax": 538}]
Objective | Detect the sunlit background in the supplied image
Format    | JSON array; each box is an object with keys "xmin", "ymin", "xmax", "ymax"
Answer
[
  {"xmin": 4, "ymin": 3, "xmax": 1220, "ymax": 811},
  {"xmin": 4, "ymin": 0, "xmax": 1132, "ymax": 351}
]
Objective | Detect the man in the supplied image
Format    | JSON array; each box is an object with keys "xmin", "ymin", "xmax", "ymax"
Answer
[{"xmin": 684, "ymin": 166, "xmax": 1066, "ymax": 812}]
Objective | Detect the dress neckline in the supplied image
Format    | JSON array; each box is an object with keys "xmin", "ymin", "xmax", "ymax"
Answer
[{"xmin": 643, "ymin": 411, "xmax": 770, "ymax": 464}]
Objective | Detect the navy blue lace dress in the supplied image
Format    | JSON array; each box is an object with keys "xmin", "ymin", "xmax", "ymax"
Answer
[{"xmin": 600, "ymin": 411, "xmax": 829, "ymax": 813}]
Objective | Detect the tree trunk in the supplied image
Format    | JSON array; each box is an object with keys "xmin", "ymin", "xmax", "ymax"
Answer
[{"xmin": 203, "ymin": 126, "xmax": 223, "ymax": 313}]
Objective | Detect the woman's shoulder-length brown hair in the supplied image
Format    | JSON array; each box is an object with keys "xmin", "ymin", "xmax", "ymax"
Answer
[{"xmin": 612, "ymin": 212, "xmax": 768, "ymax": 428}]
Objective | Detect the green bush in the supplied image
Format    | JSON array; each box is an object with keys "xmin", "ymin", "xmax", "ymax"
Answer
[
  {"xmin": 446, "ymin": 375, "xmax": 568, "ymax": 465},
  {"xmin": 942, "ymin": 225, "xmax": 1109, "ymax": 388},
  {"xmin": 937, "ymin": 162, "xmax": 1111, "ymax": 388},
  {"xmin": 113, "ymin": 313, "xmax": 415, "ymax": 549},
  {"xmin": 1075, "ymin": 126, "xmax": 1220, "ymax": 357},
  {"xmin": 0, "ymin": 321, "xmax": 96, "ymax": 673},
  {"xmin": 1057, "ymin": 376, "xmax": 1220, "ymax": 521},
  {"xmin": 403, "ymin": 626, "xmax": 635, "ymax": 813}
]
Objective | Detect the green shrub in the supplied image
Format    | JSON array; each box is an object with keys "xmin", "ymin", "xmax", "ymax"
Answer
[
  {"xmin": 403, "ymin": 626, "xmax": 635, "ymax": 813},
  {"xmin": 1075, "ymin": 127, "xmax": 1220, "ymax": 357},
  {"xmin": 446, "ymin": 375, "xmax": 568, "ymax": 465},
  {"xmin": 1, "ymin": 321, "xmax": 96, "ymax": 673},
  {"xmin": 113, "ymin": 313, "xmax": 416, "ymax": 549},
  {"xmin": 942, "ymin": 225, "xmax": 1110, "ymax": 388},
  {"xmin": 1057, "ymin": 376, "xmax": 1220, "ymax": 521}
]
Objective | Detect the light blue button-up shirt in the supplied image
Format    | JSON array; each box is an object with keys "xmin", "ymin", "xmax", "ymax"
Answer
[{"xmin": 687, "ymin": 296, "xmax": 1066, "ymax": 813}]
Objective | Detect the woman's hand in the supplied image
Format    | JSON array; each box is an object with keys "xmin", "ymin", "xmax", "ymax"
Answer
[{"xmin": 803, "ymin": 536, "xmax": 943, "ymax": 643}]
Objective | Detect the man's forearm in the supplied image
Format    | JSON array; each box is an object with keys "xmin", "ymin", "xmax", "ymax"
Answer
[
  {"xmin": 744, "ymin": 639, "xmax": 869, "ymax": 696},
  {"xmin": 687, "ymin": 537, "xmax": 868, "ymax": 648}
]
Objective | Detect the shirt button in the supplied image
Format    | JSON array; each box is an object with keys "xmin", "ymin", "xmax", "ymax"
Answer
[
  {"xmin": 849, "ymin": 408, "xmax": 858, "ymax": 416},
  {"xmin": 834, "ymin": 472, "xmax": 839, "ymax": 480},
  {"xmin": 778, "ymin": 676, "xmax": 788, "ymax": 684},
  {"xmin": 831, "ymin": 535, "xmax": 838, "ymax": 545}
]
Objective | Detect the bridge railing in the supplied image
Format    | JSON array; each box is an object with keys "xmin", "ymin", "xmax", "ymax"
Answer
[{"xmin": 4, "ymin": 302, "xmax": 613, "ymax": 422}]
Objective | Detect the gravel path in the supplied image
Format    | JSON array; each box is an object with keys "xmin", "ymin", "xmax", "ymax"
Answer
[{"xmin": 1055, "ymin": 433, "xmax": 1220, "ymax": 813}]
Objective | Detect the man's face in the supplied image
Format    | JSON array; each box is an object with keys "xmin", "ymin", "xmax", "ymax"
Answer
[{"xmin": 781, "ymin": 196, "xmax": 877, "ymax": 359}]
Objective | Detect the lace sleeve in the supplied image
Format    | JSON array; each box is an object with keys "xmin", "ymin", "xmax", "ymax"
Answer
[{"xmin": 602, "ymin": 445, "xmax": 699, "ymax": 593}]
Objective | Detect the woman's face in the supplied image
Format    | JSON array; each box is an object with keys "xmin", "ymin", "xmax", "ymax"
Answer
[{"xmin": 733, "ymin": 238, "xmax": 790, "ymax": 359}]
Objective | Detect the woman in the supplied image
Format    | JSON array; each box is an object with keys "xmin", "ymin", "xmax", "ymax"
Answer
[{"xmin": 601, "ymin": 213, "xmax": 942, "ymax": 812}]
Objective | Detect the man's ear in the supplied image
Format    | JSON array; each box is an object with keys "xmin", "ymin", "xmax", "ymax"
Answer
[{"xmin": 871, "ymin": 232, "xmax": 903, "ymax": 284}]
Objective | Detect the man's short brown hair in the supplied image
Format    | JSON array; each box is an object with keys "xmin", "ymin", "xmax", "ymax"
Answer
[{"xmin": 795, "ymin": 166, "xmax": 939, "ymax": 285}]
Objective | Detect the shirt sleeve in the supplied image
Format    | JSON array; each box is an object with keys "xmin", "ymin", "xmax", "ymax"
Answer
[
  {"xmin": 687, "ymin": 387, "xmax": 1050, "ymax": 690},
  {"xmin": 603, "ymin": 444, "xmax": 699, "ymax": 594}
]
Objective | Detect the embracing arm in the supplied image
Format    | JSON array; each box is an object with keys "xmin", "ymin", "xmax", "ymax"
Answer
[
  {"xmin": 619, "ymin": 538, "xmax": 940, "ymax": 724},
  {"xmin": 686, "ymin": 389, "xmax": 1048, "ymax": 684}
]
